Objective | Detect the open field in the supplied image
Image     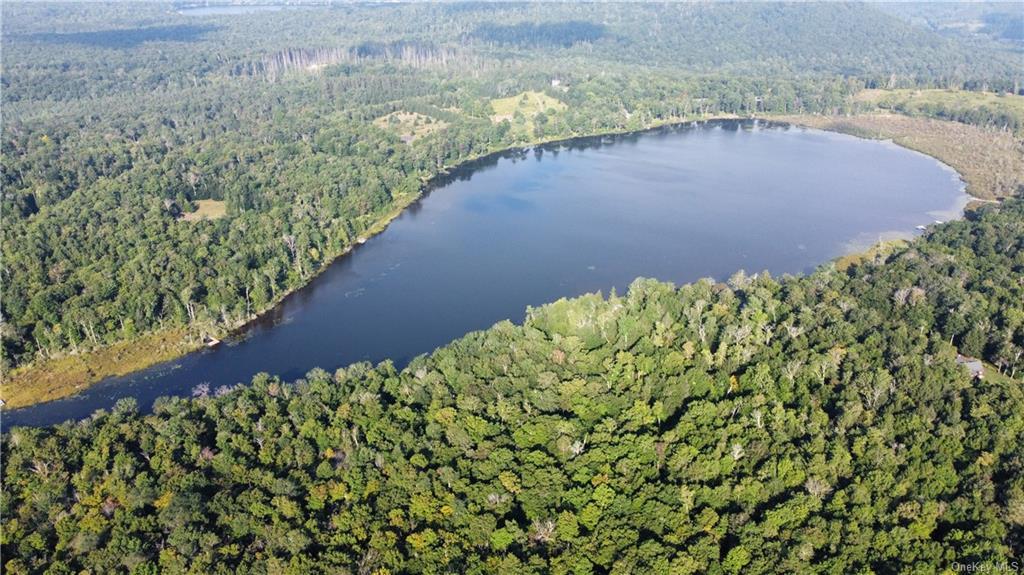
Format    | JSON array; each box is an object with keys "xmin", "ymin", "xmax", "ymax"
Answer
[
  {"xmin": 373, "ymin": 111, "xmax": 447, "ymax": 143},
  {"xmin": 857, "ymin": 88, "xmax": 1024, "ymax": 113},
  {"xmin": 855, "ymin": 88, "xmax": 1024, "ymax": 134},
  {"xmin": 2, "ymin": 329, "xmax": 194, "ymax": 409},
  {"xmin": 491, "ymin": 90, "xmax": 566, "ymax": 136},
  {"xmin": 180, "ymin": 199, "xmax": 227, "ymax": 221},
  {"xmin": 489, "ymin": 89, "xmax": 565, "ymax": 119},
  {"xmin": 779, "ymin": 112, "xmax": 1024, "ymax": 201},
  {"xmin": 490, "ymin": 90, "xmax": 566, "ymax": 120}
]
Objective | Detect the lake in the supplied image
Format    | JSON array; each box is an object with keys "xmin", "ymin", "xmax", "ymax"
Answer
[
  {"xmin": 178, "ymin": 5, "xmax": 295, "ymax": 16},
  {"xmin": 3, "ymin": 120, "xmax": 967, "ymax": 427}
]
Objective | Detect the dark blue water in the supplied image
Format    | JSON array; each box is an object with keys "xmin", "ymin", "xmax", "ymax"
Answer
[{"xmin": 3, "ymin": 121, "xmax": 966, "ymax": 427}]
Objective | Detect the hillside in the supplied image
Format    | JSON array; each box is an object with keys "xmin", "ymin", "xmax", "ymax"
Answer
[{"xmin": 3, "ymin": 201, "xmax": 1022, "ymax": 573}]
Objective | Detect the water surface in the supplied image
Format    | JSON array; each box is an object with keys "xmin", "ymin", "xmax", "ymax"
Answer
[
  {"xmin": 4, "ymin": 121, "xmax": 966, "ymax": 427},
  {"xmin": 178, "ymin": 5, "xmax": 295, "ymax": 16}
]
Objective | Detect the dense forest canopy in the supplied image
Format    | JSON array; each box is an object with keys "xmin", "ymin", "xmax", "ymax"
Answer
[
  {"xmin": 4, "ymin": 2, "xmax": 1021, "ymax": 98},
  {"xmin": 3, "ymin": 199, "xmax": 1023, "ymax": 573},
  {"xmin": 2, "ymin": 2, "xmax": 1024, "ymax": 573},
  {"xmin": 878, "ymin": 1, "xmax": 1024, "ymax": 46}
]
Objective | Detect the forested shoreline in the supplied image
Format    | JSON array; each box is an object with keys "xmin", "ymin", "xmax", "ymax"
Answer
[
  {"xmin": 7, "ymin": 102, "xmax": 1017, "ymax": 410},
  {"xmin": 3, "ymin": 2, "xmax": 1024, "ymax": 572},
  {"xmin": 4, "ymin": 1, "xmax": 1023, "ymax": 404},
  {"xmin": 0, "ymin": 111, "xmax": 836, "ymax": 408},
  {"xmin": 0, "ymin": 69, "xmax": 870, "ymax": 374},
  {"xmin": 3, "ymin": 198, "xmax": 1022, "ymax": 573}
]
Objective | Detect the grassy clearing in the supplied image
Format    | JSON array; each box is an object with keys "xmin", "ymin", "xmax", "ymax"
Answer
[
  {"xmin": 855, "ymin": 88, "xmax": 1024, "ymax": 130},
  {"xmin": 778, "ymin": 112, "xmax": 1024, "ymax": 200},
  {"xmin": 2, "ymin": 329, "xmax": 194, "ymax": 409},
  {"xmin": 373, "ymin": 111, "xmax": 447, "ymax": 143},
  {"xmin": 833, "ymin": 239, "xmax": 909, "ymax": 273},
  {"xmin": 490, "ymin": 90, "xmax": 565, "ymax": 119},
  {"xmin": 489, "ymin": 89, "xmax": 565, "ymax": 119},
  {"xmin": 181, "ymin": 199, "xmax": 227, "ymax": 221},
  {"xmin": 982, "ymin": 361, "xmax": 1022, "ymax": 384},
  {"xmin": 490, "ymin": 91, "xmax": 566, "ymax": 136}
]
